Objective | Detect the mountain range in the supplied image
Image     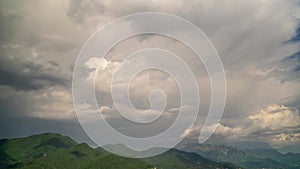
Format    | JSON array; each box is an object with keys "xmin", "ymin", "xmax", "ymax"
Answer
[
  {"xmin": 2, "ymin": 133, "xmax": 299, "ymax": 169},
  {"xmin": 177, "ymin": 143, "xmax": 300, "ymax": 169},
  {"xmin": 0, "ymin": 133, "xmax": 241, "ymax": 169}
]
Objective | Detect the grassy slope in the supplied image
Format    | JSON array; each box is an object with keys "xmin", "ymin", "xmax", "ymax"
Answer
[
  {"xmin": 0, "ymin": 133, "xmax": 77, "ymax": 168},
  {"xmin": 0, "ymin": 133, "xmax": 152, "ymax": 169},
  {"xmin": 14, "ymin": 144, "xmax": 153, "ymax": 169}
]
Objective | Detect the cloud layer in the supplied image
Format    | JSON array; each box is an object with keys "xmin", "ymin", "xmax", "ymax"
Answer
[{"xmin": 0, "ymin": 0, "xmax": 300, "ymax": 152}]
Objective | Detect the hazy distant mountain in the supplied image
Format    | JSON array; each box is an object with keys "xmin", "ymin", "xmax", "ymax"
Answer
[
  {"xmin": 245, "ymin": 149, "xmax": 300, "ymax": 168},
  {"xmin": 178, "ymin": 143, "xmax": 300, "ymax": 169},
  {"xmin": 144, "ymin": 148, "xmax": 242, "ymax": 169},
  {"xmin": 103, "ymin": 144, "xmax": 242, "ymax": 169},
  {"xmin": 0, "ymin": 133, "xmax": 241, "ymax": 169}
]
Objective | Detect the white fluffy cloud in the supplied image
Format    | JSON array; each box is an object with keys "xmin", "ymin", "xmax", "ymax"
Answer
[
  {"xmin": 84, "ymin": 57, "xmax": 120, "ymax": 93},
  {"xmin": 249, "ymin": 104, "xmax": 300, "ymax": 130},
  {"xmin": 84, "ymin": 56, "xmax": 181, "ymax": 109},
  {"xmin": 212, "ymin": 104, "xmax": 300, "ymax": 147}
]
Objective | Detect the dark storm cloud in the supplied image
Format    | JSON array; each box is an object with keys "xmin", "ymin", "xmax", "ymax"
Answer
[
  {"xmin": 266, "ymin": 50, "xmax": 300, "ymax": 82},
  {"xmin": 0, "ymin": 5, "xmax": 71, "ymax": 91},
  {"xmin": 286, "ymin": 51, "xmax": 300, "ymax": 73},
  {"xmin": 0, "ymin": 53, "xmax": 70, "ymax": 91},
  {"xmin": 285, "ymin": 50, "xmax": 300, "ymax": 61},
  {"xmin": 289, "ymin": 24, "xmax": 300, "ymax": 42}
]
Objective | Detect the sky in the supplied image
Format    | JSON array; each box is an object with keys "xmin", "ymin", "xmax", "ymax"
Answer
[{"xmin": 0, "ymin": 0, "xmax": 300, "ymax": 153}]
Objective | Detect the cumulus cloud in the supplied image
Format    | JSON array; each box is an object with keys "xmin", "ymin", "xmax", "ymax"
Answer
[
  {"xmin": 84, "ymin": 57, "xmax": 120, "ymax": 95},
  {"xmin": 84, "ymin": 56, "xmax": 181, "ymax": 110},
  {"xmin": 249, "ymin": 104, "xmax": 300, "ymax": 130},
  {"xmin": 207, "ymin": 104, "xmax": 300, "ymax": 148}
]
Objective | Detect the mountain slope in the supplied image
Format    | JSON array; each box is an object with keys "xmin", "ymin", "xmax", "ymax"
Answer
[
  {"xmin": 178, "ymin": 143, "xmax": 300, "ymax": 169},
  {"xmin": 0, "ymin": 133, "xmax": 77, "ymax": 168},
  {"xmin": 0, "ymin": 133, "xmax": 153, "ymax": 169},
  {"xmin": 245, "ymin": 149, "xmax": 300, "ymax": 168},
  {"xmin": 144, "ymin": 148, "xmax": 241, "ymax": 169},
  {"xmin": 14, "ymin": 143, "xmax": 153, "ymax": 169},
  {"xmin": 103, "ymin": 144, "xmax": 242, "ymax": 169}
]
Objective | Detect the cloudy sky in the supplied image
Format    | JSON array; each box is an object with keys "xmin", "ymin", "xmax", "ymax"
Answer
[{"xmin": 1, "ymin": 0, "xmax": 300, "ymax": 153}]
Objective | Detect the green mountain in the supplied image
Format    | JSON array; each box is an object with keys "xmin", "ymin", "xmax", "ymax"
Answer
[
  {"xmin": 0, "ymin": 133, "xmax": 152, "ymax": 169},
  {"xmin": 0, "ymin": 133, "xmax": 241, "ymax": 169},
  {"xmin": 178, "ymin": 143, "xmax": 300, "ymax": 169}
]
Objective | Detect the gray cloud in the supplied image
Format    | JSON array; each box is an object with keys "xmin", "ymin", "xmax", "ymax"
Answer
[
  {"xmin": 50, "ymin": 1, "xmax": 300, "ymax": 149},
  {"xmin": 289, "ymin": 23, "xmax": 300, "ymax": 42},
  {"xmin": 0, "ymin": 0, "xmax": 300, "ymax": 153},
  {"xmin": 0, "ymin": 47, "xmax": 70, "ymax": 91},
  {"xmin": 67, "ymin": 0, "xmax": 108, "ymax": 24},
  {"xmin": 0, "ymin": 7, "xmax": 22, "ymax": 44},
  {"xmin": 268, "ymin": 50, "xmax": 300, "ymax": 82}
]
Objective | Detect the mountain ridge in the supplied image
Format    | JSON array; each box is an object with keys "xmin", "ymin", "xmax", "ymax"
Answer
[
  {"xmin": 178, "ymin": 143, "xmax": 300, "ymax": 169},
  {"xmin": 0, "ymin": 133, "xmax": 241, "ymax": 169}
]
